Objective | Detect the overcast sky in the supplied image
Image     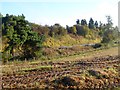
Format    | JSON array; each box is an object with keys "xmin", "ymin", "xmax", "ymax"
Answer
[{"xmin": 1, "ymin": 0, "xmax": 119, "ymax": 27}]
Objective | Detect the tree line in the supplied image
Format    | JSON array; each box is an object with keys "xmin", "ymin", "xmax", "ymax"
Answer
[
  {"xmin": 1, "ymin": 14, "xmax": 119, "ymax": 62},
  {"xmin": 32, "ymin": 16, "xmax": 119, "ymax": 41}
]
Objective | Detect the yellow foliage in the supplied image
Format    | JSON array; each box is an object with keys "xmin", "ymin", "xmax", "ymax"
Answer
[{"xmin": 43, "ymin": 35, "xmax": 101, "ymax": 48}]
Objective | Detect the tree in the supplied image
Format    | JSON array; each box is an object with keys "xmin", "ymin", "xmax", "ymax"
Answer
[
  {"xmin": 70, "ymin": 25, "xmax": 77, "ymax": 34},
  {"xmin": 31, "ymin": 24, "xmax": 50, "ymax": 37},
  {"xmin": 22, "ymin": 31, "xmax": 45, "ymax": 59},
  {"xmin": 66, "ymin": 25, "xmax": 71, "ymax": 33},
  {"xmin": 58, "ymin": 26, "xmax": 67, "ymax": 36},
  {"xmin": 76, "ymin": 19, "xmax": 80, "ymax": 24},
  {"xmin": 88, "ymin": 18, "xmax": 95, "ymax": 29},
  {"xmin": 76, "ymin": 25, "xmax": 89, "ymax": 37},
  {"xmin": 101, "ymin": 16, "xmax": 114, "ymax": 43},
  {"xmin": 49, "ymin": 26, "xmax": 56, "ymax": 37},
  {"xmin": 42, "ymin": 25, "xmax": 50, "ymax": 36},
  {"xmin": 106, "ymin": 15, "xmax": 113, "ymax": 30},
  {"xmin": 49, "ymin": 24, "xmax": 67, "ymax": 37},
  {"xmin": 95, "ymin": 21, "xmax": 98, "ymax": 28},
  {"xmin": 112, "ymin": 26, "xmax": 119, "ymax": 41},
  {"xmin": 2, "ymin": 14, "xmax": 45, "ymax": 60},
  {"xmin": 101, "ymin": 30, "xmax": 114, "ymax": 43},
  {"xmin": 99, "ymin": 21, "xmax": 103, "ymax": 30},
  {"xmin": 81, "ymin": 19, "xmax": 87, "ymax": 26}
]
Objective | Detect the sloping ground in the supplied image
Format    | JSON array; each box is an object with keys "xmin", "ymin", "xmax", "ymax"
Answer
[
  {"xmin": 2, "ymin": 53, "xmax": 120, "ymax": 89},
  {"xmin": 43, "ymin": 35, "xmax": 101, "ymax": 48}
]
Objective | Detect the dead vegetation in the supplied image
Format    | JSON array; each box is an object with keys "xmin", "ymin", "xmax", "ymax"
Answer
[{"xmin": 1, "ymin": 47, "xmax": 120, "ymax": 89}]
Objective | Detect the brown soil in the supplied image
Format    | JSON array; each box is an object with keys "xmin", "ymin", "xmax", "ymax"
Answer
[{"xmin": 2, "ymin": 47, "xmax": 120, "ymax": 89}]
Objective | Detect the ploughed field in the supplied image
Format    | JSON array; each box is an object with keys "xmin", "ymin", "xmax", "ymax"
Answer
[{"xmin": 2, "ymin": 47, "xmax": 120, "ymax": 89}]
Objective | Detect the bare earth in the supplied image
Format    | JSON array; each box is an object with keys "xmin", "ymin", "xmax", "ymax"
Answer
[{"xmin": 2, "ymin": 47, "xmax": 120, "ymax": 89}]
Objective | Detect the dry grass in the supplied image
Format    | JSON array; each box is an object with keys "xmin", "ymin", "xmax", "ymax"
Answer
[{"xmin": 1, "ymin": 47, "xmax": 118, "ymax": 74}]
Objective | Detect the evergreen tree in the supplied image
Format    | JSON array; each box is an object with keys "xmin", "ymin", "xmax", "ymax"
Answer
[
  {"xmin": 76, "ymin": 19, "xmax": 80, "ymax": 24},
  {"xmin": 101, "ymin": 16, "xmax": 114, "ymax": 43},
  {"xmin": 2, "ymin": 14, "xmax": 45, "ymax": 60},
  {"xmin": 106, "ymin": 16, "xmax": 113, "ymax": 30},
  {"xmin": 95, "ymin": 21, "xmax": 98, "ymax": 28},
  {"xmin": 88, "ymin": 18, "xmax": 94, "ymax": 29},
  {"xmin": 81, "ymin": 19, "xmax": 87, "ymax": 26}
]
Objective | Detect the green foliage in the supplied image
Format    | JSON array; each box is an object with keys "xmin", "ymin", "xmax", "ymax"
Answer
[
  {"xmin": 31, "ymin": 23, "xmax": 62, "ymax": 38},
  {"xmin": 2, "ymin": 14, "xmax": 45, "ymax": 61},
  {"xmin": 2, "ymin": 13, "xmax": 119, "ymax": 62},
  {"xmin": 50, "ymin": 25, "xmax": 59, "ymax": 37},
  {"xmin": 22, "ymin": 31, "xmax": 45, "ymax": 59},
  {"xmin": 101, "ymin": 30, "xmax": 115, "ymax": 43},
  {"xmin": 106, "ymin": 15, "xmax": 113, "ymax": 30},
  {"xmin": 76, "ymin": 25, "xmax": 89, "ymax": 37},
  {"xmin": 48, "ymin": 24, "xmax": 67, "ymax": 37},
  {"xmin": 101, "ymin": 16, "xmax": 118, "ymax": 44},
  {"xmin": 69, "ymin": 25, "xmax": 77, "ymax": 34},
  {"xmin": 58, "ymin": 26, "xmax": 67, "ymax": 36}
]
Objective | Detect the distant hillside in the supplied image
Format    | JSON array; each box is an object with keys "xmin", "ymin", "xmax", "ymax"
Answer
[{"xmin": 43, "ymin": 34, "xmax": 101, "ymax": 48}]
